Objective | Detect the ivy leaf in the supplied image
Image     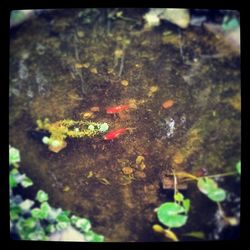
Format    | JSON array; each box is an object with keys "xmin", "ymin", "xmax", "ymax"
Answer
[
  {"xmin": 21, "ymin": 176, "xmax": 33, "ymax": 188},
  {"xmin": 236, "ymin": 161, "xmax": 241, "ymax": 175},
  {"xmin": 10, "ymin": 205, "xmax": 22, "ymax": 220},
  {"xmin": 19, "ymin": 199, "xmax": 34, "ymax": 212},
  {"xmin": 84, "ymin": 231, "xmax": 104, "ymax": 242},
  {"xmin": 75, "ymin": 218, "xmax": 91, "ymax": 232},
  {"xmin": 36, "ymin": 190, "xmax": 48, "ymax": 203},
  {"xmin": 31, "ymin": 208, "xmax": 43, "ymax": 219},
  {"xmin": 9, "ymin": 174, "xmax": 17, "ymax": 188},
  {"xmin": 56, "ymin": 211, "xmax": 71, "ymax": 223},
  {"xmin": 157, "ymin": 202, "xmax": 188, "ymax": 228},
  {"xmin": 39, "ymin": 202, "xmax": 51, "ymax": 219},
  {"xmin": 9, "ymin": 146, "xmax": 21, "ymax": 165},
  {"xmin": 23, "ymin": 217, "xmax": 37, "ymax": 229}
]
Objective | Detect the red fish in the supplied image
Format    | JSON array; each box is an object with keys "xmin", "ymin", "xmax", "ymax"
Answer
[
  {"xmin": 106, "ymin": 105, "xmax": 129, "ymax": 114},
  {"xmin": 103, "ymin": 128, "xmax": 129, "ymax": 140}
]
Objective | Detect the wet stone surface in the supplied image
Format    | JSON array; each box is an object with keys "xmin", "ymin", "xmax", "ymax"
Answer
[{"xmin": 10, "ymin": 9, "xmax": 240, "ymax": 241}]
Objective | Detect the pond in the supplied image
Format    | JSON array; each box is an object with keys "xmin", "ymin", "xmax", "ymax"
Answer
[{"xmin": 9, "ymin": 9, "xmax": 240, "ymax": 241}]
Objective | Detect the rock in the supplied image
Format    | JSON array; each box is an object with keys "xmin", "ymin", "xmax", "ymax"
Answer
[{"xmin": 49, "ymin": 226, "xmax": 85, "ymax": 241}]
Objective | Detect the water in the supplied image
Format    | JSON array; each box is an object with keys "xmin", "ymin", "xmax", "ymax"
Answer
[{"xmin": 9, "ymin": 9, "xmax": 240, "ymax": 241}]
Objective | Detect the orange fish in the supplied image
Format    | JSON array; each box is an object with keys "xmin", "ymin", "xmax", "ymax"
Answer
[
  {"xmin": 106, "ymin": 105, "xmax": 129, "ymax": 114},
  {"xmin": 162, "ymin": 100, "xmax": 174, "ymax": 109},
  {"xmin": 103, "ymin": 128, "xmax": 129, "ymax": 140}
]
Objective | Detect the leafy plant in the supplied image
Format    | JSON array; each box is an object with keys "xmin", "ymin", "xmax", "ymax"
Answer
[
  {"xmin": 197, "ymin": 177, "xmax": 226, "ymax": 202},
  {"xmin": 236, "ymin": 161, "xmax": 241, "ymax": 175},
  {"xmin": 154, "ymin": 160, "xmax": 240, "ymax": 241},
  {"xmin": 9, "ymin": 145, "xmax": 104, "ymax": 242},
  {"xmin": 156, "ymin": 202, "xmax": 188, "ymax": 228}
]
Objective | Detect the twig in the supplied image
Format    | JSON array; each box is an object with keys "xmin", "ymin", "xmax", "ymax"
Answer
[
  {"xmin": 118, "ymin": 53, "xmax": 125, "ymax": 77},
  {"xmin": 74, "ymin": 34, "xmax": 80, "ymax": 62},
  {"xmin": 178, "ymin": 28, "xmax": 184, "ymax": 63},
  {"xmin": 172, "ymin": 169, "xmax": 178, "ymax": 196}
]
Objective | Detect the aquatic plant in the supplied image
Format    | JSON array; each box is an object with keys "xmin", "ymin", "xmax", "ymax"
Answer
[
  {"xmin": 153, "ymin": 161, "xmax": 240, "ymax": 241},
  {"xmin": 36, "ymin": 118, "xmax": 109, "ymax": 152},
  {"xmin": 154, "ymin": 191, "xmax": 190, "ymax": 241},
  {"xmin": 9, "ymin": 146, "xmax": 104, "ymax": 242}
]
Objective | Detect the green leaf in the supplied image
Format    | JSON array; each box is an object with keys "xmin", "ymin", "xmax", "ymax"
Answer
[
  {"xmin": 197, "ymin": 177, "xmax": 218, "ymax": 195},
  {"xmin": 10, "ymin": 205, "xmax": 22, "ymax": 220},
  {"xmin": 21, "ymin": 176, "xmax": 33, "ymax": 188},
  {"xmin": 9, "ymin": 174, "xmax": 17, "ymax": 188},
  {"xmin": 56, "ymin": 212, "xmax": 71, "ymax": 223},
  {"xmin": 36, "ymin": 190, "xmax": 48, "ymax": 203},
  {"xmin": 9, "ymin": 146, "xmax": 21, "ymax": 165},
  {"xmin": 84, "ymin": 231, "xmax": 104, "ymax": 242},
  {"xmin": 236, "ymin": 161, "xmax": 241, "ymax": 175},
  {"xmin": 19, "ymin": 199, "xmax": 34, "ymax": 211},
  {"xmin": 56, "ymin": 221, "xmax": 69, "ymax": 231},
  {"xmin": 31, "ymin": 208, "xmax": 43, "ymax": 219},
  {"xmin": 39, "ymin": 202, "xmax": 50, "ymax": 219},
  {"xmin": 207, "ymin": 188, "xmax": 226, "ymax": 202},
  {"xmin": 157, "ymin": 202, "xmax": 188, "ymax": 228},
  {"xmin": 197, "ymin": 177, "xmax": 226, "ymax": 202},
  {"xmin": 174, "ymin": 192, "xmax": 184, "ymax": 202},
  {"xmin": 23, "ymin": 217, "xmax": 37, "ymax": 229},
  {"xmin": 75, "ymin": 218, "xmax": 91, "ymax": 232},
  {"xmin": 28, "ymin": 229, "xmax": 47, "ymax": 240},
  {"xmin": 46, "ymin": 224, "xmax": 56, "ymax": 234},
  {"xmin": 183, "ymin": 199, "xmax": 190, "ymax": 213}
]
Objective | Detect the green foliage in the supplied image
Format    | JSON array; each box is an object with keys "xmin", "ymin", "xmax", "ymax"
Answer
[
  {"xmin": 9, "ymin": 146, "xmax": 20, "ymax": 165},
  {"xmin": 236, "ymin": 161, "xmax": 241, "ymax": 175},
  {"xmin": 157, "ymin": 202, "xmax": 188, "ymax": 228},
  {"xmin": 36, "ymin": 190, "xmax": 49, "ymax": 203},
  {"xmin": 197, "ymin": 177, "xmax": 226, "ymax": 202},
  {"xmin": 9, "ymin": 145, "xmax": 105, "ymax": 242}
]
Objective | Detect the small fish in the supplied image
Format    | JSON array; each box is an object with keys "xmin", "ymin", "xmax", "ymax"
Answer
[
  {"xmin": 106, "ymin": 105, "xmax": 129, "ymax": 114},
  {"xmin": 103, "ymin": 128, "xmax": 130, "ymax": 140}
]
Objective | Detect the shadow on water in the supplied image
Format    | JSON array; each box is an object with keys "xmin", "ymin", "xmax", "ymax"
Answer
[{"xmin": 9, "ymin": 9, "xmax": 240, "ymax": 241}]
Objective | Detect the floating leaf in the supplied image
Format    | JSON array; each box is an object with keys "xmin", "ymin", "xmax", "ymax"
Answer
[
  {"xmin": 207, "ymin": 188, "xmax": 226, "ymax": 202},
  {"xmin": 36, "ymin": 190, "xmax": 48, "ymax": 203},
  {"xmin": 157, "ymin": 202, "xmax": 188, "ymax": 228},
  {"xmin": 236, "ymin": 161, "xmax": 241, "ymax": 175},
  {"xmin": 197, "ymin": 177, "xmax": 218, "ymax": 195},
  {"xmin": 197, "ymin": 177, "xmax": 226, "ymax": 202}
]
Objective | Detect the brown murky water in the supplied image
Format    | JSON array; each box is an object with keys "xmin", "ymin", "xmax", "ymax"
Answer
[{"xmin": 9, "ymin": 9, "xmax": 240, "ymax": 241}]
